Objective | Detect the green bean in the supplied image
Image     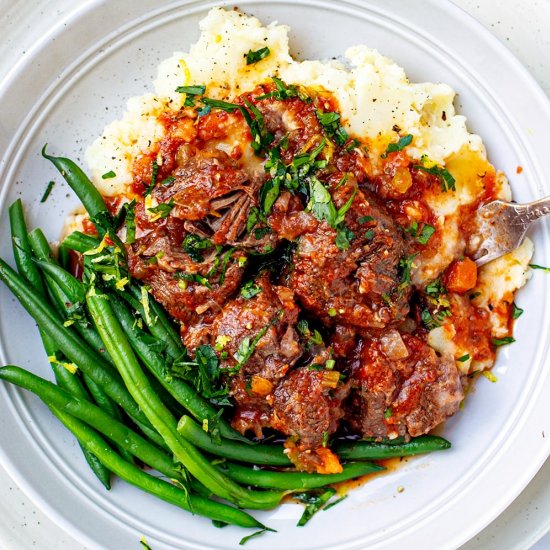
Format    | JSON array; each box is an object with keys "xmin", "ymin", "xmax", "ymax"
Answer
[
  {"xmin": 61, "ymin": 231, "xmax": 100, "ymax": 254},
  {"xmin": 177, "ymin": 416, "xmax": 291, "ymax": 466},
  {"xmin": 219, "ymin": 461, "xmax": 384, "ymax": 490},
  {"xmin": 9, "ymin": 200, "xmax": 46, "ymax": 295},
  {"xmin": 48, "ymin": 405, "xmax": 264, "ymax": 528},
  {"xmin": 87, "ymin": 291, "xmax": 285, "ymax": 510},
  {"xmin": 109, "ymin": 293, "xmax": 241, "ymax": 440},
  {"xmin": 29, "ymin": 253, "xmax": 184, "ymax": 419},
  {"xmin": 0, "ymin": 258, "xmax": 165, "ymax": 449},
  {"xmin": 122, "ymin": 288, "xmax": 184, "ymax": 361},
  {"xmin": 41, "ymin": 146, "xmax": 110, "ymax": 223},
  {"xmin": 335, "ymin": 435, "xmax": 451, "ymax": 460},
  {"xmin": 28, "ymin": 230, "xmax": 114, "ymax": 365},
  {"xmin": 8, "ymin": 202, "xmax": 111, "ymax": 488},
  {"xmin": 127, "ymin": 284, "xmax": 183, "ymax": 358},
  {"xmin": 58, "ymin": 230, "xmax": 185, "ymax": 361},
  {"xmin": 0, "ymin": 366, "xmax": 181, "ymax": 478}
]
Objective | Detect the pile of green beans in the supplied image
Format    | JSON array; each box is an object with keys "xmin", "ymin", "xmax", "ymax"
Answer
[{"xmin": 0, "ymin": 151, "xmax": 452, "ymax": 535}]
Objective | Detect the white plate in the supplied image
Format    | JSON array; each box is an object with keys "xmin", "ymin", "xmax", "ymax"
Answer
[{"xmin": 1, "ymin": 1, "xmax": 550, "ymax": 549}]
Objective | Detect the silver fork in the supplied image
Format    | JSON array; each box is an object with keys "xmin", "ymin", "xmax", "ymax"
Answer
[{"xmin": 470, "ymin": 197, "xmax": 550, "ymax": 266}]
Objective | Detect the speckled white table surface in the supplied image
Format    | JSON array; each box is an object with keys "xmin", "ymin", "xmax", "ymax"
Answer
[{"xmin": 0, "ymin": 1, "xmax": 549, "ymax": 549}]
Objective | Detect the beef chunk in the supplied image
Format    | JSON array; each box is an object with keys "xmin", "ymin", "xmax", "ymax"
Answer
[
  {"xmin": 290, "ymin": 176, "xmax": 410, "ymax": 330},
  {"xmin": 271, "ymin": 368, "xmax": 349, "ymax": 473},
  {"xmin": 347, "ymin": 333, "xmax": 464, "ymax": 439}
]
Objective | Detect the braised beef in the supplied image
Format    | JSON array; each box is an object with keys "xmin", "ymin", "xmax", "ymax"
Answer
[{"xmin": 346, "ymin": 333, "xmax": 464, "ymax": 439}]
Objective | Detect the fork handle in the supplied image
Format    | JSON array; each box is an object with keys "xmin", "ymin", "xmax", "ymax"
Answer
[{"xmin": 515, "ymin": 196, "xmax": 550, "ymax": 224}]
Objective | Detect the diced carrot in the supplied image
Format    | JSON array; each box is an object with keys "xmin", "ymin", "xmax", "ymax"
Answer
[
  {"xmin": 445, "ymin": 257, "xmax": 478, "ymax": 294},
  {"xmin": 250, "ymin": 375, "xmax": 273, "ymax": 396},
  {"xmin": 315, "ymin": 447, "xmax": 343, "ymax": 474}
]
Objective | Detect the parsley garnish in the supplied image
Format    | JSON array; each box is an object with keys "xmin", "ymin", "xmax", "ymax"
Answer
[
  {"xmin": 171, "ymin": 345, "xmax": 229, "ymax": 401},
  {"xmin": 182, "ymin": 234, "xmax": 212, "ymax": 263},
  {"xmin": 259, "ymin": 178, "xmax": 280, "ymax": 215},
  {"xmin": 512, "ymin": 303, "xmax": 524, "ymax": 319},
  {"xmin": 175, "ymin": 84, "xmax": 206, "ymax": 95},
  {"xmin": 296, "ymin": 488, "xmax": 336, "ymax": 526},
  {"xmin": 147, "ymin": 200, "xmax": 175, "ymax": 219},
  {"xmin": 417, "ymin": 224, "xmax": 435, "ymax": 244},
  {"xmin": 101, "ymin": 170, "xmax": 116, "ymax": 179},
  {"xmin": 398, "ymin": 253, "xmax": 417, "ymax": 292},
  {"xmin": 239, "ymin": 527, "xmax": 275, "ymax": 546},
  {"xmin": 143, "ymin": 160, "xmax": 159, "ymax": 196},
  {"xmin": 358, "ymin": 215, "xmax": 374, "ymax": 224},
  {"xmin": 232, "ymin": 313, "xmax": 281, "ymax": 372},
  {"xmin": 245, "ymin": 46, "xmax": 270, "ymax": 65},
  {"xmin": 40, "ymin": 180, "xmax": 55, "ymax": 203},
  {"xmin": 335, "ymin": 225, "xmax": 355, "ymax": 251},
  {"xmin": 316, "ymin": 110, "xmax": 350, "ymax": 147},
  {"xmin": 414, "ymin": 162, "xmax": 456, "ymax": 192},
  {"xmin": 421, "ymin": 309, "xmax": 438, "ymax": 330},
  {"xmin": 491, "ymin": 336, "xmax": 515, "ymax": 347},
  {"xmin": 174, "ymin": 271, "xmax": 211, "ymax": 289},
  {"xmin": 384, "ymin": 134, "xmax": 413, "ymax": 156},
  {"xmin": 240, "ymin": 281, "xmax": 262, "ymax": 299},
  {"xmin": 160, "ymin": 176, "xmax": 175, "ymax": 186},
  {"xmin": 457, "ymin": 354, "xmax": 471, "ymax": 362},
  {"xmin": 384, "ymin": 407, "xmax": 393, "ymax": 419},
  {"xmin": 175, "ymin": 84, "xmax": 206, "ymax": 107},
  {"xmin": 255, "ymin": 76, "xmax": 309, "ymax": 101},
  {"xmin": 124, "ymin": 200, "xmax": 137, "ymax": 244}
]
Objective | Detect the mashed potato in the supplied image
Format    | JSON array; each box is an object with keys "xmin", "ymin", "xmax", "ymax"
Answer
[
  {"xmin": 87, "ymin": 7, "xmax": 484, "ymax": 196},
  {"xmin": 84, "ymin": 7, "xmax": 532, "ymax": 375}
]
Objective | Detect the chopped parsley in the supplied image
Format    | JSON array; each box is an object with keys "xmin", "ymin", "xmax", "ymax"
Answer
[
  {"xmin": 255, "ymin": 76, "xmax": 309, "ymax": 101},
  {"xmin": 335, "ymin": 225, "xmax": 355, "ymax": 251},
  {"xmin": 175, "ymin": 84, "xmax": 206, "ymax": 107},
  {"xmin": 398, "ymin": 253, "xmax": 417, "ymax": 292},
  {"xmin": 512, "ymin": 302, "xmax": 524, "ymax": 319},
  {"xmin": 231, "ymin": 312, "xmax": 282, "ymax": 372},
  {"xmin": 101, "ymin": 170, "xmax": 116, "ymax": 179},
  {"xmin": 240, "ymin": 281, "xmax": 262, "ymax": 299},
  {"xmin": 417, "ymin": 224, "xmax": 435, "ymax": 245},
  {"xmin": 384, "ymin": 407, "xmax": 393, "ymax": 419},
  {"xmin": 457, "ymin": 354, "xmax": 471, "ymax": 362},
  {"xmin": 175, "ymin": 84, "xmax": 206, "ymax": 95},
  {"xmin": 245, "ymin": 46, "xmax": 270, "ymax": 65},
  {"xmin": 239, "ymin": 527, "xmax": 275, "ymax": 546},
  {"xmin": 307, "ymin": 177, "xmax": 357, "ymax": 250},
  {"xmin": 491, "ymin": 336, "xmax": 515, "ymax": 347},
  {"xmin": 414, "ymin": 160, "xmax": 456, "ymax": 192},
  {"xmin": 124, "ymin": 200, "xmax": 137, "ymax": 244},
  {"xmin": 383, "ymin": 134, "xmax": 413, "ymax": 156},
  {"xmin": 182, "ymin": 234, "xmax": 212, "ymax": 263},
  {"xmin": 160, "ymin": 176, "xmax": 175, "ymax": 186},
  {"xmin": 296, "ymin": 488, "xmax": 336, "ymax": 526},
  {"xmin": 40, "ymin": 180, "xmax": 55, "ymax": 203},
  {"xmin": 259, "ymin": 178, "xmax": 280, "ymax": 214},
  {"xmin": 358, "ymin": 215, "xmax": 374, "ymax": 225},
  {"xmin": 143, "ymin": 160, "xmax": 159, "ymax": 196},
  {"xmin": 316, "ymin": 109, "xmax": 350, "ymax": 147},
  {"xmin": 174, "ymin": 271, "xmax": 211, "ymax": 289},
  {"xmin": 365, "ymin": 229, "xmax": 375, "ymax": 240},
  {"xmin": 147, "ymin": 199, "xmax": 175, "ymax": 219}
]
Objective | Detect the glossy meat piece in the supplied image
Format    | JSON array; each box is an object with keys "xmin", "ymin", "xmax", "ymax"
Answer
[
  {"xmin": 126, "ymin": 217, "xmax": 245, "ymax": 332},
  {"xmin": 187, "ymin": 274, "xmax": 303, "ymax": 437},
  {"xmin": 271, "ymin": 367, "xmax": 349, "ymax": 473},
  {"xmin": 346, "ymin": 333, "xmax": 464, "ymax": 439},
  {"xmin": 290, "ymin": 175, "xmax": 410, "ymax": 329}
]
